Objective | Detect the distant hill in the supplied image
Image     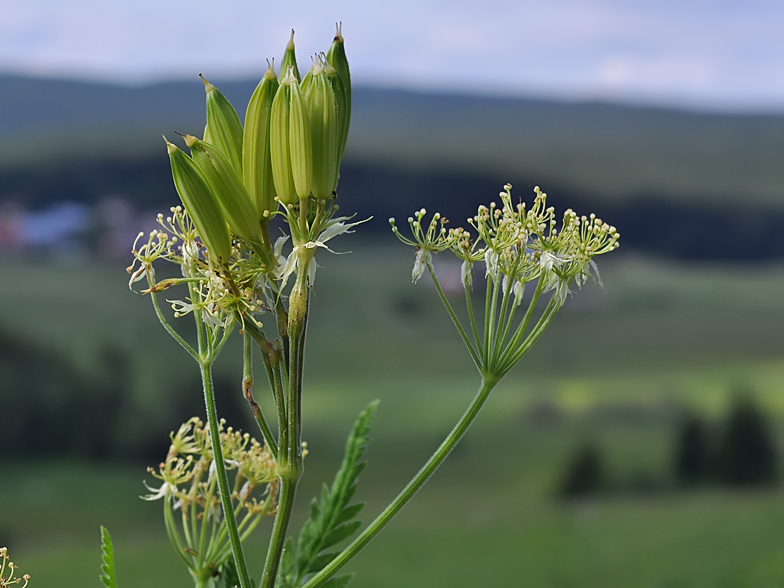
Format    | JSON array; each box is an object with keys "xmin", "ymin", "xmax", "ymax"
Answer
[
  {"xmin": 2, "ymin": 74, "xmax": 784, "ymax": 260},
  {"xmin": 2, "ymin": 74, "xmax": 784, "ymax": 209}
]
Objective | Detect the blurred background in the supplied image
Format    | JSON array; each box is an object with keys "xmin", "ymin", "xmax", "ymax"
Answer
[{"xmin": 2, "ymin": 1, "xmax": 784, "ymax": 586}]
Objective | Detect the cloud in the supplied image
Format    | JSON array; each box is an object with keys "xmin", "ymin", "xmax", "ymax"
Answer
[{"xmin": 0, "ymin": 0, "xmax": 783, "ymax": 110}]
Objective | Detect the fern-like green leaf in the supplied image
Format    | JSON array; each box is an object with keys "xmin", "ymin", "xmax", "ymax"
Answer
[
  {"xmin": 293, "ymin": 400, "xmax": 379, "ymax": 584},
  {"xmin": 320, "ymin": 574, "xmax": 353, "ymax": 588},
  {"xmin": 276, "ymin": 537, "xmax": 297, "ymax": 588},
  {"xmin": 216, "ymin": 558, "xmax": 242, "ymax": 588},
  {"xmin": 99, "ymin": 526, "xmax": 118, "ymax": 588}
]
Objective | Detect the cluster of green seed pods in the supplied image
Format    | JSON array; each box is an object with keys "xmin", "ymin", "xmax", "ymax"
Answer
[{"xmin": 165, "ymin": 25, "xmax": 352, "ymax": 263}]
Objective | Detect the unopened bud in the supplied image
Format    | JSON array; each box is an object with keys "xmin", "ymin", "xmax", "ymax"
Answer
[
  {"xmin": 200, "ymin": 74, "xmax": 244, "ymax": 175},
  {"xmin": 164, "ymin": 136, "xmax": 231, "ymax": 262}
]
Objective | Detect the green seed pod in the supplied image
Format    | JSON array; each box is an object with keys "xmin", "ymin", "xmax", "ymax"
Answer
[
  {"xmin": 270, "ymin": 76, "xmax": 297, "ymax": 205},
  {"xmin": 200, "ymin": 74, "xmax": 244, "ymax": 176},
  {"xmin": 288, "ymin": 75, "xmax": 312, "ymax": 200},
  {"xmin": 326, "ymin": 23, "xmax": 351, "ymax": 160},
  {"xmin": 307, "ymin": 58, "xmax": 339, "ymax": 200},
  {"xmin": 280, "ymin": 30, "xmax": 300, "ymax": 83},
  {"xmin": 243, "ymin": 60, "xmax": 279, "ymax": 219},
  {"xmin": 300, "ymin": 64, "xmax": 313, "ymax": 96},
  {"xmin": 184, "ymin": 134, "xmax": 262, "ymax": 244},
  {"xmin": 326, "ymin": 64, "xmax": 348, "ymax": 176},
  {"xmin": 164, "ymin": 136, "xmax": 231, "ymax": 262}
]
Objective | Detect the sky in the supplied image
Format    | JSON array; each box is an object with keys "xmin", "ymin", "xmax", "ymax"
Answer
[{"xmin": 1, "ymin": 0, "xmax": 783, "ymax": 112}]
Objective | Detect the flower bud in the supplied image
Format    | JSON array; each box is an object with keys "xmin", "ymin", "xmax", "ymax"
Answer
[
  {"xmin": 270, "ymin": 69, "xmax": 312, "ymax": 203},
  {"xmin": 326, "ymin": 23, "xmax": 351, "ymax": 161},
  {"xmin": 184, "ymin": 134, "xmax": 262, "ymax": 244},
  {"xmin": 164, "ymin": 136, "xmax": 231, "ymax": 262},
  {"xmin": 280, "ymin": 29, "xmax": 301, "ymax": 82},
  {"xmin": 306, "ymin": 57, "xmax": 339, "ymax": 199},
  {"xmin": 288, "ymin": 75, "xmax": 312, "ymax": 200},
  {"xmin": 270, "ymin": 76, "xmax": 297, "ymax": 205},
  {"xmin": 243, "ymin": 61, "xmax": 279, "ymax": 219},
  {"xmin": 200, "ymin": 74, "xmax": 244, "ymax": 176}
]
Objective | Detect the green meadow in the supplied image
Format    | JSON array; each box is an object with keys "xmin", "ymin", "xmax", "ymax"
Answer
[{"xmin": 2, "ymin": 243, "xmax": 784, "ymax": 587}]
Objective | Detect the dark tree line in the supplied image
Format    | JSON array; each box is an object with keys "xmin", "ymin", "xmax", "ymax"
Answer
[
  {"xmin": 675, "ymin": 398, "xmax": 778, "ymax": 487},
  {"xmin": 560, "ymin": 396, "xmax": 778, "ymax": 498},
  {"xmin": 4, "ymin": 158, "xmax": 784, "ymax": 261},
  {"xmin": 0, "ymin": 327, "xmax": 252, "ymax": 461}
]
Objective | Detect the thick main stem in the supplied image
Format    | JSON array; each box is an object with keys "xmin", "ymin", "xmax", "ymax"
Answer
[
  {"xmin": 259, "ymin": 477, "xmax": 299, "ymax": 588},
  {"xmin": 301, "ymin": 376, "xmax": 500, "ymax": 588},
  {"xmin": 243, "ymin": 331, "xmax": 279, "ymax": 458},
  {"xmin": 200, "ymin": 360, "xmax": 252, "ymax": 588},
  {"xmin": 261, "ymin": 261, "xmax": 311, "ymax": 588}
]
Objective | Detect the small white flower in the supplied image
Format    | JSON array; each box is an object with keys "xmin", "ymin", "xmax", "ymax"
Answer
[
  {"xmin": 540, "ymin": 250, "xmax": 567, "ymax": 273},
  {"xmin": 552, "ymin": 277, "xmax": 571, "ymax": 306},
  {"xmin": 141, "ymin": 479, "xmax": 177, "ymax": 502},
  {"xmin": 276, "ymin": 219, "xmax": 366, "ymax": 289},
  {"xmin": 412, "ymin": 248, "xmax": 431, "ymax": 283},
  {"xmin": 460, "ymin": 260, "xmax": 473, "ymax": 289},
  {"xmin": 484, "ymin": 249, "xmax": 499, "ymax": 280},
  {"xmin": 513, "ymin": 280, "xmax": 525, "ymax": 306}
]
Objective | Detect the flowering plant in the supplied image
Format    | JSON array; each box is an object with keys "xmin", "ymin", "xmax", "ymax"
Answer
[
  {"xmin": 116, "ymin": 25, "xmax": 619, "ymax": 588},
  {"xmin": 0, "ymin": 547, "xmax": 29, "ymax": 588}
]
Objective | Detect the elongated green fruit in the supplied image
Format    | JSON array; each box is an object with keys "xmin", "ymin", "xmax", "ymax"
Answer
[
  {"xmin": 325, "ymin": 64, "xmax": 347, "ymax": 192},
  {"xmin": 326, "ymin": 23, "xmax": 351, "ymax": 160},
  {"xmin": 306, "ymin": 59, "xmax": 339, "ymax": 200},
  {"xmin": 165, "ymin": 136, "xmax": 231, "ymax": 262},
  {"xmin": 184, "ymin": 134, "xmax": 262, "ymax": 244},
  {"xmin": 300, "ymin": 64, "xmax": 313, "ymax": 96},
  {"xmin": 201, "ymin": 74, "xmax": 244, "ymax": 176},
  {"xmin": 280, "ymin": 30, "xmax": 300, "ymax": 82},
  {"xmin": 243, "ymin": 61, "xmax": 279, "ymax": 219},
  {"xmin": 270, "ymin": 76, "xmax": 297, "ymax": 205},
  {"xmin": 288, "ymin": 74, "xmax": 312, "ymax": 200}
]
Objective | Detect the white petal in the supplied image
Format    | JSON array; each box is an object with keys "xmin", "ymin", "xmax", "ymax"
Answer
[
  {"xmin": 460, "ymin": 260, "xmax": 473, "ymax": 289},
  {"xmin": 273, "ymin": 235, "xmax": 290, "ymax": 258}
]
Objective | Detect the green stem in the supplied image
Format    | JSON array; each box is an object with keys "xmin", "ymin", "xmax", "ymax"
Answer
[
  {"xmin": 260, "ymin": 477, "xmax": 299, "ymax": 588},
  {"xmin": 200, "ymin": 360, "xmax": 253, "ymax": 588},
  {"xmin": 197, "ymin": 470, "xmax": 215, "ymax": 566},
  {"xmin": 482, "ymin": 273, "xmax": 494, "ymax": 366},
  {"xmin": 285, "ymin": 268, "xmax": 310, "ymax": 473},
  {"xmin": 491, "ymin": 275, "xmax": 514, "ymax": 361},
  {"xmin": 465, "ymin": 279, "xmax": 482, "ymax": 356},
  {"xmin": 301, "ymin": 376, "xmax": 500, "ymax": 588},
  {"xmin": 498, "ymin": 278, "xmax": 545, "ymax": 365},
  {"xmin": 260, "ymin": 263, "xmax": 310, "ymax": 588},
  {"xmin": 192, "ymin": 570, "xmax": 211, "ymax": 588},
  {"xmin": 486, "ymin": 273, "xmax": 501, "ymax": 363},
  {"xmin": 503, "ymin": 297, "xmax": 561, "ymax": 373},
  {"xmin": 427, "ymin": 263, "xmax": 481, "ymax": 370},
  {"xmin": 163, "ymin": 498, "xmax": 193, "ymax": 569},
  {"xmin": 149, "ymin": 290, "xmax": 198, "ymax": 361},
  {"xmin": 243, "ymin": 331, "xmax": 279, "ymax": 458}
]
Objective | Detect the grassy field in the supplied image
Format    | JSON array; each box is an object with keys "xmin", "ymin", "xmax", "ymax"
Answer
[{"xmin": 2, "ymin": 244, "xmax": 784, "ymax": 587}]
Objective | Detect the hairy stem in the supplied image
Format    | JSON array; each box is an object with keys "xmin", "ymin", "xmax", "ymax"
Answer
[
  {"xmin": 260, "ymin": 477, "xmax": 299, "ymax": 588},
  {"xmin": 427, "ymin": 263, "xmax": 481, "ymax": 370},
  {"xmin": 243, "ymin": 330, "xmax": 279, "ymax": 458},
  {"xmin": 199, "ymin": 360, "xmax": 252, "ymax": 588}
]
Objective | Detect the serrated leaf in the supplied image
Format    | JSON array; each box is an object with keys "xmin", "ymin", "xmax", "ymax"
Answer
[
  {"xmin": 276, "ymin": 537, "xmax": 297, "ymax": 588},
  {"xmin": 99, "ymin": 526, "xmax": 118, "ymax": 588},
  {"xmin": 335, "ymin": 503, "xmax": 364, "ymax": 526},
  {"xmin": 293, "ymin": 401, "xmax": 379, "ymax": 584},
  {"xmin": 304, "ymin": 551, "xmax": 341, "ymax": 575},
  {"xmin": 321, "ymin": 574, "xmax": 354, "ymax": 588},
  {"xmin": 321, "ymin": 521, "xmax": 362, "ymax": 551},
  {"xmin": 216, "ymin": 557, "xmax": 248, "ymax": 588}
]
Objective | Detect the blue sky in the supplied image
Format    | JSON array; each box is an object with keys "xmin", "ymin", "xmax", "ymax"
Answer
[{"xmin": 1, "ymin": 0, "xmax": 783, "ymax": 111}]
